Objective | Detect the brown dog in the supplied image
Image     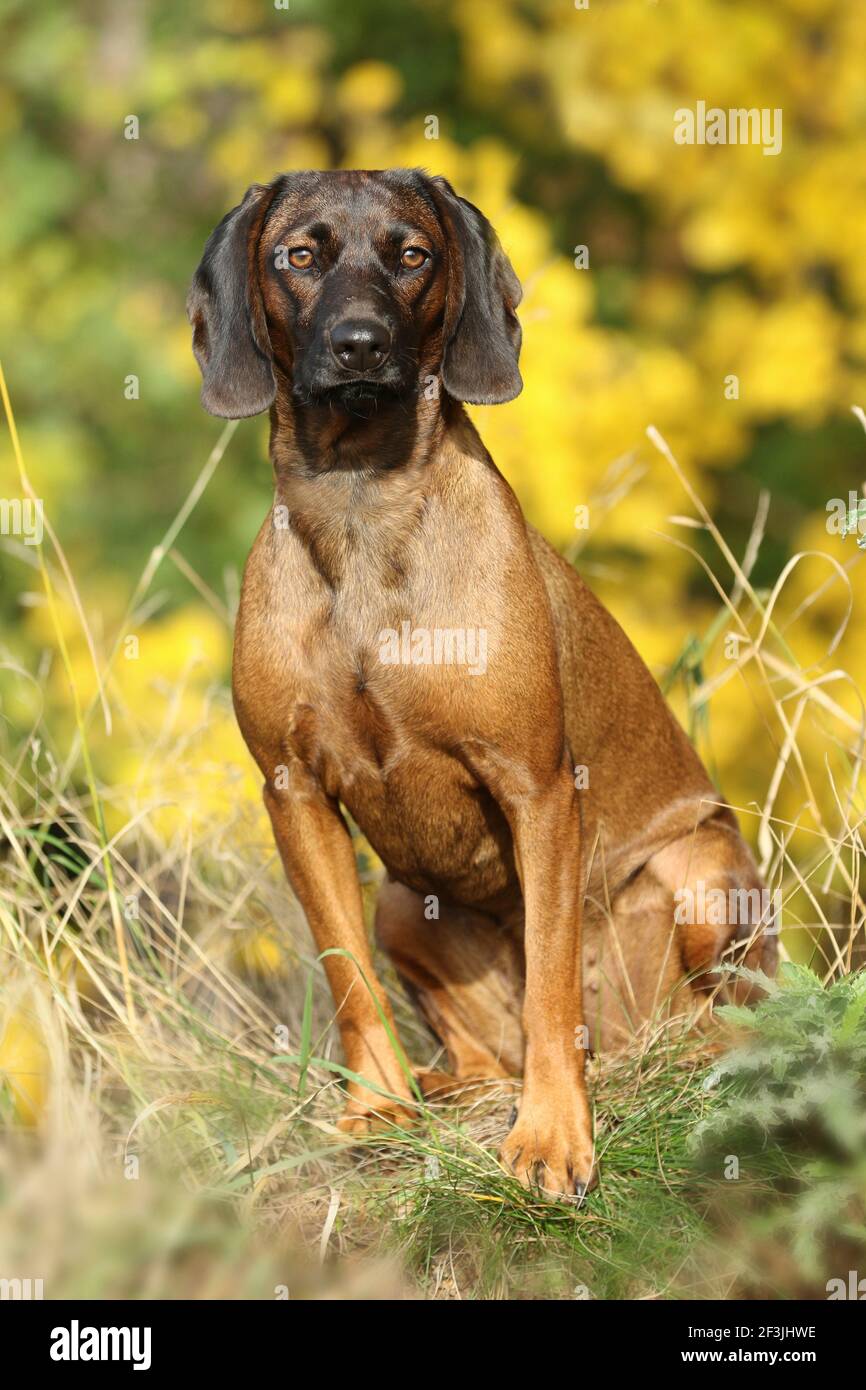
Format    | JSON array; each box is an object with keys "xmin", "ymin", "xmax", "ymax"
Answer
[{"xmin": 188, "ymin": 169, "xmax": 776, "ymax": 1198}]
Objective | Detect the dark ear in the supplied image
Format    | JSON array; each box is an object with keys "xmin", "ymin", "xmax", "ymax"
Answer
[
  {"xmin": 428, "ymin": 176, "xmax": 522, "ymax": 405},
  {"xmin": 187, "ymin": 182, "xmax": 280, "ymax": 419}
]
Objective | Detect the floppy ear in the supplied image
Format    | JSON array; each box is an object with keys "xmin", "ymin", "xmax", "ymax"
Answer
[
  {"xmin": 187, "ymin": 182, "xmax": 280, "ymax": 419},
  {"xmin": 428, "ymin": 176, "xmax": 523, "ymax": 406}
]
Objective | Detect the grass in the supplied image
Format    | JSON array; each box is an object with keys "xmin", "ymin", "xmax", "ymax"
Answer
[
  {"xmin": 0, "ymin": 777, "xmax": 724, "ymax": 1298},
  {"xmin": 1, "ymin": 370, "xmax": 865, "ymax": 1298}
]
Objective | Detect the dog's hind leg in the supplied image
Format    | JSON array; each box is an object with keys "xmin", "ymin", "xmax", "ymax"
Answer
[
  {"xmin": 647, "ymin": 809, "xmax": 779, "ymax": 1002},
  {"xmin": 582, "ymin": 865, "xmax": 691, "ymax": 1052},
  {"xmin": 374, "ymin": 879, "xmax": 524, "ymax": 1089}
]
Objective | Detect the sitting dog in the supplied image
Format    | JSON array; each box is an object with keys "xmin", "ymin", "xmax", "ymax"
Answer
[{"xmin": 188, "ymin": 169, "xmax": 776, "ymax": 1198}]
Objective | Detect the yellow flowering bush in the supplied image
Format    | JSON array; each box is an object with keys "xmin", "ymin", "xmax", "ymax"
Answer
[{"xmin": 1, "ymin": 0, "xmax": 864, "ymax": 963}]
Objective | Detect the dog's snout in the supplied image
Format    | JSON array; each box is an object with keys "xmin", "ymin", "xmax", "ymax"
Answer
[{"xmin": 329, "ymin": 318, "xmax": 392, "ymax": 374}]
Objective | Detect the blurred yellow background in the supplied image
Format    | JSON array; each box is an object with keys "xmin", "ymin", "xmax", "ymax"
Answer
[
  {"xmin": 2, "ymin": 0, "xmax": 866, "ymax": 960},
  {"xmin": 1, "ymin": 1, "xmax": 865, "ymax": 1306}
]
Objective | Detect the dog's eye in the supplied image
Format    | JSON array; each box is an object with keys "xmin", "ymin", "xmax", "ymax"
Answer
[
  {"xmin": 401, "ymin": 247, "xmax": 429, "ymax": 270},
  {"xmin": 287, "ymin": 247, "xmax": 314, "ymax": 270}
]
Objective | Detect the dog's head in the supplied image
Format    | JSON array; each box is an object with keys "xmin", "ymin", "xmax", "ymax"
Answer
[{"xmin": 187, "ymin": 169, "xmax": 522, "ymax": 418}]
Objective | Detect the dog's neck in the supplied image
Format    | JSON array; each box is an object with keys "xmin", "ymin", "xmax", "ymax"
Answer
[
  {"xmin": 266, "ymin": 373, "xmax": 482, "ymax": 587},
  {"xmin": 270, "ymin": 371, "xmax": 453, "ymax": 476}
]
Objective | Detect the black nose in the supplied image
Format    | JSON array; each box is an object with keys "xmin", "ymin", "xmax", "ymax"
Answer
[{"xmin": 329, "ymin": 318, "xmax": 392, "ymax": 373}]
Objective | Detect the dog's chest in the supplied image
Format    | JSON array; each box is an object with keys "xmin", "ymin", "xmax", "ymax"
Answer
[
  {"xmin": 288, "ymin": 622, "xmax": 511, "ymax": 897},
  {"xmin": 235, "ymin": 540, "xmax": 512, "ymax": 901},
  {"xmin": 284, "ymin": 579, "xmax": 470, "ymax": 784}
]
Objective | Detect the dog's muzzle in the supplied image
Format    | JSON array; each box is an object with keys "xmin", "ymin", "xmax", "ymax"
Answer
[{"xmin": 328, "ymin": 317, "xmax": 392, "ymax": 374}]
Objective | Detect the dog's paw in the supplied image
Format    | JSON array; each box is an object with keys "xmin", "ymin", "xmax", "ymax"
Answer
[
  {"xmin": 413, "ymin": 1066, "xmax": 514, "ymax": 1099},
  {"xmin": 499, "ymin": 1110, "xmax": 596, "ymax": 1200},
  {"xmin": 412, "ymin": 1067, "xmax": 459, "ymax": 1098},
  {"xmin": 336, "ymin": 1094, "xmax": 418, "ymax": 1137}
]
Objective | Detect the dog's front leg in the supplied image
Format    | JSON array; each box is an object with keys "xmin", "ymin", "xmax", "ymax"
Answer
[
  {"xmin": 263, "ymin": 777, "xmax": 417, "ymax": 1134},
  {"xmin": 498, "ymin": 758, "xmax": 596, "ymax": 1198}
]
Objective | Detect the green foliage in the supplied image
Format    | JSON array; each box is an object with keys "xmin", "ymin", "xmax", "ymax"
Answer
[
  {"xmin": 700, "ymin": 962, "xmax": 866, "ymax": 1154},
  {"xmin": 693, "ymin": 963, "xmax": 866, "ymax": 1289}
]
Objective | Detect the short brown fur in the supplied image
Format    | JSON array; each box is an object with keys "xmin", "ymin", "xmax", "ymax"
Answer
[{"xmin": 188, "ymin": 169, "xmax": 776, "ymax": 1198}]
